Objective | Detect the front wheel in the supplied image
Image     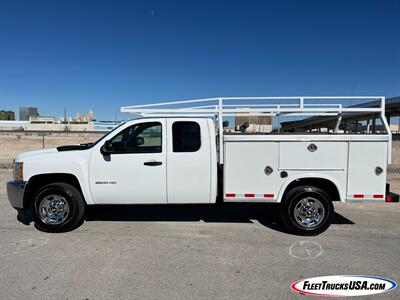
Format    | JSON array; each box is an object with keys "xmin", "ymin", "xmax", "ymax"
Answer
[
  {"xmin": 281, "ymin": 186, "xmax": 333, "ymax": 235},
  {"xmin": 30, "ymin": 182, "xmax": 86, "ymax": 232}
]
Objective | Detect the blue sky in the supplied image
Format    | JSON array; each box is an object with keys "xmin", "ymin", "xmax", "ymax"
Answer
[{"xmin": 0, "ymin": 0, "xmax": 399, "ymax": 121}]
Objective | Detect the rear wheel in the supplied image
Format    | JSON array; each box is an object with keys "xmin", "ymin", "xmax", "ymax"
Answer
[
  {"xmin": 30, "ymin": 182, "xmax": 85, "ymax": 232},
  {"xmin": 281, "ymin": 185, "xmax": 333, "ymax": 235}
]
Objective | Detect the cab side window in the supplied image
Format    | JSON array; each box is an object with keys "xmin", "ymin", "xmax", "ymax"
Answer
[
  {"xmin": 172, "ymin": 121, "xmax": 201, "ymax": 152},
  {"xmin": 110, "ymin": 122, "xmax": 162, "ymax": 153}
]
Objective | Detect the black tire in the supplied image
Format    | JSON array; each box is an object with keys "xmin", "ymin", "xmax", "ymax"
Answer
[
  {"xmin": 30, "ymin": 182, "xmax": 85, "ymax": 233},
  {"xmin": 281, "ymin": 185, "xmax": 333, "ymax": 236}
]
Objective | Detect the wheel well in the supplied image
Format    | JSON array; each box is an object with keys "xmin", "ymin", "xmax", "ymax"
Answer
[
  {"xmin": 282, "ymin": 178, "xmax": 341, "ymax": 202},
  {"xmin": 23, "ymin": 173, "xmax": 85, "ymax": 209}
]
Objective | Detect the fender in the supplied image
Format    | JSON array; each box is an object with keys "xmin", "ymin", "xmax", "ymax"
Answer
[
  {"xmin": 21, "ymin": 150, "xmax": 96, "ymax": 205},
  {"xmin": 276, "ymin": 172, "xmax": 345, "ymax": 203}
]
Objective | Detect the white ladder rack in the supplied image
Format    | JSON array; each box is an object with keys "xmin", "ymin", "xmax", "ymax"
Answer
[{"xmin": 121, "ymin": 96, "xmax": 390, "ymax": 164}]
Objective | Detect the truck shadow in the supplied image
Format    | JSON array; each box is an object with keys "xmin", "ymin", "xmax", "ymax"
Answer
[{"xmin": 85, "ymin": 204, "xmax": 354, "ymax": 235}]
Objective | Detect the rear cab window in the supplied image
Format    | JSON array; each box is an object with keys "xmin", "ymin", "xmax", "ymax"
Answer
[{"xmin": 172, "ymin": 121, "xmax": 201, "ymax": 152}]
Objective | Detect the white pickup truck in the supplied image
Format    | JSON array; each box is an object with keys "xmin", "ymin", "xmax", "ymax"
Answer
[{"xmin": 7, "ymin": 96, "xmax": 399, "ymax": 235}]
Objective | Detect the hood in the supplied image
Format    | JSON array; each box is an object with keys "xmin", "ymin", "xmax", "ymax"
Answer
[{"xmin": 15, "ymin": 148, "xmax": 58, "ymax": 161}]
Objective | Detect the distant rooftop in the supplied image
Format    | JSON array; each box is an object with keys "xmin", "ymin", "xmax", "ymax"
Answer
[{"xmin": 281, "ymin": 97, "xmax": 400, "ymax": 132}]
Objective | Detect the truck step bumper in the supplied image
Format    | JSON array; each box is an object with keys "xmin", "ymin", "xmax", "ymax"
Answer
[{"xmin": 386, "ymin": 184, "xmax": 399, "ymax": 203}]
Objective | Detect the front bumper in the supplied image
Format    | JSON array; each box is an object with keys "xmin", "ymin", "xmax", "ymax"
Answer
[{"xmin": 6, "ymin": 180, "xmax": 27, "ymax": 210}]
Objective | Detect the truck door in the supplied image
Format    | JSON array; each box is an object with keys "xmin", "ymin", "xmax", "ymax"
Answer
[
  {"xmin": 89, "ymin": 119, "xmax": 167, "ymax": 204},
  {"xmin": 166, "ymin": 119, "xmax": 212, "ymax": 203}
]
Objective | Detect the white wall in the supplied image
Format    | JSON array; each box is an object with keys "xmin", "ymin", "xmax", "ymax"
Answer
[
  {"xmin": 27, "ymin": 123, "xmax": 95, "ymax": 131},
  {"xmin": 0, "ymin": 121, "xmax": 28, "ymax": 130}
]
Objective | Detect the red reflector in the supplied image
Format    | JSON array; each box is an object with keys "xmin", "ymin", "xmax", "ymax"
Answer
[
  {"xmin": 353, "ymin": 194, "xmax": 364, "ymax": 198},
  {"xmin": 264, "ymin": 194, "xmax": 274, "ymax": 198},
  {"xmin": 226, "ymin": 193, "xmax": 236, "ymax": 198},
  {"xmin": 385, "ymin": 195, "xmax": 392, "ymax": 202},
  {"xmin": 373, "ymin": 194, "xmax": 384, "ymax": 199},
  {"xmin": 245, "ymin": 193, "xmax": 255, "ymax": 198}
]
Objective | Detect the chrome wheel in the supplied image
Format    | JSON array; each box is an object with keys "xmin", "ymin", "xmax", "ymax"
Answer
[
  {"xmin": 293, "ymin": 197, "xmax": 325, "ymax": 228},
  {"xmin": 38, "ymin": 194, "xmax": 70, "ymax": 225}
]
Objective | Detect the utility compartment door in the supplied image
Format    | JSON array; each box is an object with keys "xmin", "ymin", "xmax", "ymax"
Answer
[
  {"xmin": 347, "ymin": 142, "xmax": 387, "ymax": 200},
  {"xmin": 280, "ymin": 142, "xmax": 348, "ymax": 170},
  {"xmin": 224, "ymin": 142, "xmax": 279, "ymax": 201}
]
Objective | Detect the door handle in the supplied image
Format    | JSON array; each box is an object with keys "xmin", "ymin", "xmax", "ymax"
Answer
[{"xmin": 144, "ymin": 161, "xmax": 163, "ymax": 166}]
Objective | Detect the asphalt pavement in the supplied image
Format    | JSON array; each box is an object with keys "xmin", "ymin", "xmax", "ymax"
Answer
[{"xmin": 0, "ymin": 170, "xmax": 399, "ymax": 299}]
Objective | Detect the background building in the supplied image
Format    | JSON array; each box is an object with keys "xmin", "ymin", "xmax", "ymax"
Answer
[
  {"xmin": 235, "ymin": 115, "xmax": 272, "ymax": 133},
  {"xmin": 19, "ymin": 107, "xmax": 39, "ymax": 121},
  {"xmin": 73, "ymin": 110, "xmax": 94, "ymax": 123},
  {"xmin": 29, "ymin": 116, "xmax": 56, "ymax": 123},
  {"xmin": 0, "ymin": 110, "xmax": 15, "ymax": 120}
]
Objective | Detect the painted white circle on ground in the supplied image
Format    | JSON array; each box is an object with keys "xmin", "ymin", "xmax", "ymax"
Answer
[{"xmin": 289, "ymin": 241, "xmax": 323, "ymax": 260}]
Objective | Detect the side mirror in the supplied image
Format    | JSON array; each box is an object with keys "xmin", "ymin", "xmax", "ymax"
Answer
[
  {"xmin": 101, "ymin": 140, "xmax": 113, "ymax": 155},
  {"xmin": 135, "ymin": 136, "xmax": 144, "ymax": 146}
]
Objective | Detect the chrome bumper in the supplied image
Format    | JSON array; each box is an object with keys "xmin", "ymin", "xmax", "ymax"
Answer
[{"xmin": 6, "ymin": 180, "xmax": 27, "ymax": 210}]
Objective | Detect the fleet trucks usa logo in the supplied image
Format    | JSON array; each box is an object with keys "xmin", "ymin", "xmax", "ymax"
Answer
[{"xmin": 291, "ymin": 275, "xmax": 397, "ymax": 297}]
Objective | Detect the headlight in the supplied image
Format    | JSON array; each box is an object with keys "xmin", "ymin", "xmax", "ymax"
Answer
[{"xmin": 13, "ymin": 161, "xmax": 24, "ymax": 181}]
